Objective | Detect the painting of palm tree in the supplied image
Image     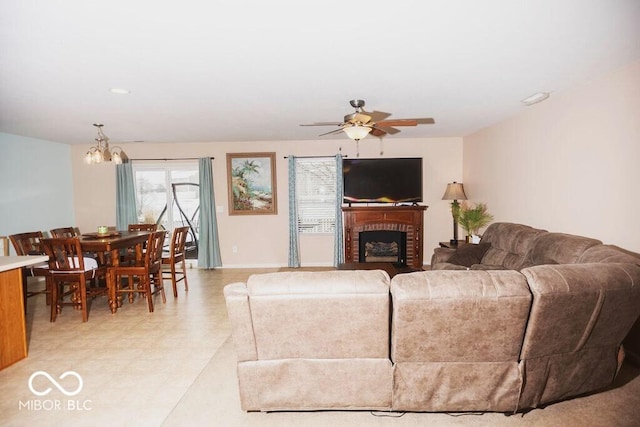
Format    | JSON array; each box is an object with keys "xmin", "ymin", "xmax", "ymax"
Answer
[{"xmin": 227, "ymin": 152, "xmax": 277, "ymax": 215}]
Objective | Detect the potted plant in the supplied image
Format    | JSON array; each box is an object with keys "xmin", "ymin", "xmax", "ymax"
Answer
[{"xmin": 456, "ymin": 202, "xmax": 494, "ymax": 243}]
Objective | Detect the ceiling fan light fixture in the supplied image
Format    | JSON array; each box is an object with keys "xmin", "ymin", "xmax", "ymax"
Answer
[
  {"xmin": 109, "ymin": 88, "xmax": 131, "ymax": 94},
  {"xmin": 343, "ymin": 124, "xmax": 371, "ymax": 141}
]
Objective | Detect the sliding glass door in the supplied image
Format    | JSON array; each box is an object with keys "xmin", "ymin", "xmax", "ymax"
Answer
[{"xmin": 133, "ymin": 162, "xmax": 199, "ymax": 259}]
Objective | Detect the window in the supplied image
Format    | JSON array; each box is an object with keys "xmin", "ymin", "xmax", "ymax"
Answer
[
  {"xmin": 295, "ymin": 157, "xmax": 337, "ymax": 233},
  {"xmin": 133, "ymin": 162, "xmax": 199, "ymax": 258}
]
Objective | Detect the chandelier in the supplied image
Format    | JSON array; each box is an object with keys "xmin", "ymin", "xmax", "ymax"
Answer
[{"xmin": 84, "ymin": 123, "xmax": 126, "ymax": 164}]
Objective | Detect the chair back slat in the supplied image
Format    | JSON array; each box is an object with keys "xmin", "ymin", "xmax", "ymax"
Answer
[
  {"xmin": 147, "ymin": 231, "xmax": 166, "ymax": 266},
  {"xmin": 128, "ymin": 223, "xmax": 158, "ymax": 232},
  {"xmin": 171, "ymin": 226, "xmax": 189, "ymax": 259},
  {"xmin": 9, "ymin": 231, "xmax": 45, "ymax": 256},
  {"xmin": 50, "ymin": 227, "xmax": 78, "ymax": 238}
]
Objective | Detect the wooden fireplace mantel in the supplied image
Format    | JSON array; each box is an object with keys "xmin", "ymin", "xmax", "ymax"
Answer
[{"xmin": 343, "ymin": 205, "xmax": 428, "ymax": 269}]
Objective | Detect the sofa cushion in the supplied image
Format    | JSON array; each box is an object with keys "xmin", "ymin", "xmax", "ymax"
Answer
[
  {"xmin": 245, "ymin": 270, "xmax": 391, "ymax": 360},
  {"xmin": 479, "ymin": 223, "xmax": 547, "ymax": 270},
  {"xmin": 529, "ymin": 232, "xmax": 602, "ymax": 265},
  {"xmin": 390, "ymin": 270, "xmax": 532, "ymax": 363},
  {"xmin": 446, "ymin": 243, "xmax": 491, "ymax": 267}
]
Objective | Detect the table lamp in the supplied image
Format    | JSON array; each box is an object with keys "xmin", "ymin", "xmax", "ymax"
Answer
[{"xmin": 442, "ymin": 182, "xmax": 467, "ymax": 245}]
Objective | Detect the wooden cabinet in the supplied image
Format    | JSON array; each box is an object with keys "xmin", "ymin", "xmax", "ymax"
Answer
[{"xmin": 0, "ymin": 256, "xmax": 49, "ymax": 370}]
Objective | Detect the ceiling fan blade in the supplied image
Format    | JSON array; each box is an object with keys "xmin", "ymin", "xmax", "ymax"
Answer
[
  {"xmin": 373, "ymin": 125, "xmax": 401, "ymax": 135},
  {"xmin": 370, "ymin": 127, "xmax": 387, "ymax": 137},
  {"xmin": 375, "ymin": 119, "xmax": 418, "ymax": 127},
  {"xmin": 300, "ymin": 122, "xmax": 343, "ymax": 127},
  {"xmin": 364, "ymin": 110, "xmax": 392, "ymax": 122},
  {"xmin": 318, "ymin": 128, "xmax": 345, "ymax": 137},
  {"xmin": 405, "ymin": 117, "xmax": 435, "ymax": 124}
]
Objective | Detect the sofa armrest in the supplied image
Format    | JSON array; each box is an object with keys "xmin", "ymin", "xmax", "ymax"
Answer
[
  {"xmin": 224, "ymin": 282, "xmax": 258, "ymax": 362},
  {"xmin": 430, "ymin": 247, "xmax": 456, "ymax": 266}
]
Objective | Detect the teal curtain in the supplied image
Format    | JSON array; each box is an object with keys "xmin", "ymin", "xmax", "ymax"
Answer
[
  {"xmin": 287, "ymin": 156, "xmax": 300, "ymax": 267},
  {"xmin": 333, "ymin": 154, "xmax": 344, "ymax": 266},
  {"xmin": 198, "ymin": 158, "xmax": 222, "ymax": 268},
  {"xmin": 115, "ymin": 162, "xmax": 138, "ymax": 231}
]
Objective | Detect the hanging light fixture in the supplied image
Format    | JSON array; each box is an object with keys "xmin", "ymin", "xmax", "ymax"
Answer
[
  {"xmin": 342, "ymin": 123, "xmax": 372, "ymax": 141},
  {"xmin": 84, "ymin": 123, "xmax": 126, "ymax": 164},
  {"xmin": 343, "ymin": 123, "xmax": 372, "ymax": 157}
]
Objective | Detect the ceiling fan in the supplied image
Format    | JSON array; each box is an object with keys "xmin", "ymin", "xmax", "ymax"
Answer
[{"xmin": 300, "ymin": 99, "xmax": 435, "ymax": 141}]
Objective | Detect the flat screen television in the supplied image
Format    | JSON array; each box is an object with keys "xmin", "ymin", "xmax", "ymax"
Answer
[{"xmin": 343, "ymin": 157, "xmax": 423, "ymax": 204}]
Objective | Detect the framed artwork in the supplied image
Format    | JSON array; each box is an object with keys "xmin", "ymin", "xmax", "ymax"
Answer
[{"xmin": 226, "ymin": 152, "xmax": 277, "ymax": 215}]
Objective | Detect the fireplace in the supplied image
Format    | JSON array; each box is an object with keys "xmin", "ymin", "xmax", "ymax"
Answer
[
  {"xmin": 343, "ymin": 205, "xmax": 427, "ymax": 269},
  {"xmin": 359, "ymin": 231, "xmax": 407, "ymax": 265}
]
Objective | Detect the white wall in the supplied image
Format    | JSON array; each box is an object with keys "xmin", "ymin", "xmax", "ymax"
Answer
[
  {"xmin": 0, "ymin": 133, "xmax": 75, "ymax": 251},
  {"xmin": 71, "ymin": 136, "xmax": 463, "ymax": 267},
  {"xmin": 464, "ymin": 59, "xmax": 640, "ymax": 252}
]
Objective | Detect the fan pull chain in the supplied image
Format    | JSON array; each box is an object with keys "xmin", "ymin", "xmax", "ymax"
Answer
[
  {"xmin": 379, "ymin": 138, "xmax": 384, "ymax": 156},
  {"xmin": 356, "ymin": 140, "xmax": 360, "ymax": 157}
]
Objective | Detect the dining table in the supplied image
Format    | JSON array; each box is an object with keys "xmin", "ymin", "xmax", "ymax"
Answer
[{"xmin": 79, "ymin": 230, "xmax": 152, "ymax": 267}]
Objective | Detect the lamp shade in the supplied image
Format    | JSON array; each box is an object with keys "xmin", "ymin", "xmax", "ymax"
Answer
[
  {"xmin": 84, "ymin": 123, "xmax": 127, "ymax": 165},
  {"xmin": 442, "ymin": 182, "xmax": 467, "ymax": 200},
  {"xmin": 343, "ymin": 124, "xmax": 371, "ymax": 141}
]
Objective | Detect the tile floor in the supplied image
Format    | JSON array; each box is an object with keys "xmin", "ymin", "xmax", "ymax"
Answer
[{"xmin": 0, "ymin": 267, "xmax": 271, "ymax": 427}]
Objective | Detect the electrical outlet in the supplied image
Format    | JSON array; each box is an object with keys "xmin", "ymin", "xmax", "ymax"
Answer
[{"xmin": 232, "ymin": 245, "xmax": 238, "ymax": 253}]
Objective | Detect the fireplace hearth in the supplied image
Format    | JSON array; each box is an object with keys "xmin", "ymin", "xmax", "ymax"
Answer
[{"xmin": 359, "ymin": 231, "xmax": 407, "ymax": 265}]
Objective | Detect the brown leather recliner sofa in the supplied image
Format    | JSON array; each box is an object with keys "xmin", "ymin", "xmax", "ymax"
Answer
[{"xmin": 224, "ymin": 223, "xmax": 640, "ymax": 413}]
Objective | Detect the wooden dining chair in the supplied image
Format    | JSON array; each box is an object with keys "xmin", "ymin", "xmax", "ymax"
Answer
[
  {"xmin": 121, "ymin": 223, "xmax": 159, "ymax": 264},
  {"xmin": 162, "ymin": 226, "xmax": 189, "ymax": 297},
  {"xmin": 108, "ymin": 230, "xmax": 166, "ymax": 313},
  {"xmin": 1, "ymin": 236, "xmax": 10, "ymax": 256},
  {"xmin": 51, "ymin": 226, "xmax": 107, "ymax": 265},
  {"xmin": 9, "ymin": 231, "xmax": 51, "ymax": 304},
  {"xmin": 40, "ymin": 237, "xmax": 108, "ymax": 322},
  {"xmin": 50, "ymin": 227, "xmax": 78, "ymax": 238},
  {"xmin": 128, "ymin": 223, "xmax": 158, "ymax": 232}
]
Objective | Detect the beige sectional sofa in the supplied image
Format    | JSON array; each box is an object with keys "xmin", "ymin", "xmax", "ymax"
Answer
[{"xmin": 224, "ymin": 223, "xmax": 640, "ymax": 413}]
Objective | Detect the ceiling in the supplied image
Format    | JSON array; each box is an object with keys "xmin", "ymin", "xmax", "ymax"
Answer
[{"xmin": 1, "ymin": 1, "xmax": 639, "ymax": 145}]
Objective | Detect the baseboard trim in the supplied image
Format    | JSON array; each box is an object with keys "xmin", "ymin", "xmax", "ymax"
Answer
[{"xmin": 217, "ymin": 262, "xmax": 335, "ymax": 269}]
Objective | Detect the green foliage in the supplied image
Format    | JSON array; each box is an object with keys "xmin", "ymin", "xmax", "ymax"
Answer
[
  {"xmin": 456, "ymin": 202, "xmax": 494, "ymax": 236},
  {"xmin": 231, "ymin": 160, "xmax": 262, "ymax": 208}
]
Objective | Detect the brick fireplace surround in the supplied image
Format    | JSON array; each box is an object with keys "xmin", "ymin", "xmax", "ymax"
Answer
[{"xmin": 343, "ymin": 205, "xmax": 428, "ymax": 269}]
